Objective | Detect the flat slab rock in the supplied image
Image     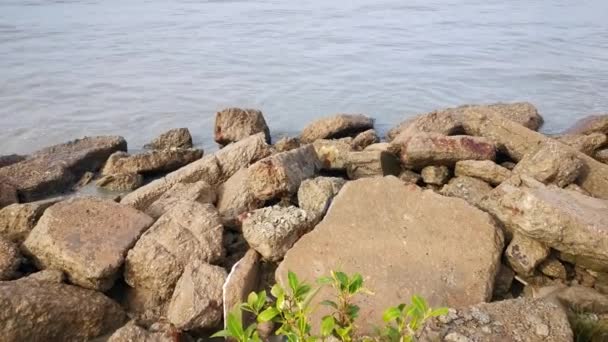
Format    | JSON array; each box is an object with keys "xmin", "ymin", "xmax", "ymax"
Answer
[
  {"xmin": 23, "ymin": 197, "xmax": 154, "ymax": 290},
  {"xmin": 419, "ymin": 298, "xmax": 572, "ymax": 342},
  {"xmin": 102, "ymin": 148, "xmax": 203, "ymax": 176},
  {"xmin": 276, "ymin": 176, "xmax": 504, "ymax": 333},
  {"xmin": 0, "ymin": 136, "xmax": 126, "ymax": 201}
]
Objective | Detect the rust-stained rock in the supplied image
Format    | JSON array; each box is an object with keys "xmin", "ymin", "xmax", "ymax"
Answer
[
  {"xmin": 312, "ymin": 138, "xmax": 353, "ymax": 170},
  {"xmin": 513, "ymin": 142, "xmax": 583, "ymax": 188},
  {"xmin": 346, "ymin": 150, "xmax": 401, "ymax": 180},
  {"xmin": 248, "ymin": 145, "xmax": 320, "ymax": 201},
  {"xmin": 396, "ymin": 133, "xmax": 496, "ymax": 169},
  {"xmin": 166, "ymin": 260, "xmax": 227, "ymax": 330},
  {"xmin": 96, "ymin": 173, "xmax": 143, "ymax": 191},
  {"xmin": 0, "ymin": 198, "xmax": 60, "ymax": 244},
  {"xmin": 102, "ymin": 149, "xmax": 203, "ymax": 176},
  {"xmin": 300, "ymin": 114, "xmax": 374, "ymax": 143},
  {"xmin": 0, "ymin": 237, "xmax": 21, "ymax": 280},
  {"xmin": 223, "ymin": 249, "xmax": 261, "ymax": 324},
  {"xmin": 297, "ymin": 177, "xmax": 346, "ymax": 216},
  {"xmin": 564, "ymin": 114, "xmax": 608, "ymax": 135},
  {"xmin": 216, "ymin": 168, "xmax": 263, "ymax": 228},
  {"xmin": 145, "ymin": 128, "xmax": 193, "ymax": 150},
  {"xmin": 455, "ymin": 160, "xmax": 511, "ymax": 185},
  {"xmin": 555, "ymin": 133, "xmax": 607, "ymax": 155},
  {"xmin": 0, "ymin": 278, "xmax": 127, "ymax": 342},
  {"xmin": 23, "ymin": 197, "xmax": 153, "ymax": 290},
  {"xmin": 351, "ymin": 129, "xmax": 379, "ymax": 150},
  {"xmin": 0, "ymin": 136, "xmax": 126, "ymax": 201},
  {"xmin": 277, "ymin": 177, "xmax": 503, "ymax": 333},
  {"xmin": 215, "ymin": 108, "xmax": 271, "ymax": 145},
  {"xmin": 421, "ymin": 165, "xmax": 450, "ymax": 185},
  {"xmin": 505, "ymin": 234, "xmax": 550, "ymax": 276}
]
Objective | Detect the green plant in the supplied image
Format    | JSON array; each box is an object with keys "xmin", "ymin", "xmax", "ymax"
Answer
[
  {"xmin": 569, "ymin": 311, "xmax": 608, "ymax": 342},
  {"xmin": 380, "ymin": 295, "xmax": 448, "ymax": 342}
]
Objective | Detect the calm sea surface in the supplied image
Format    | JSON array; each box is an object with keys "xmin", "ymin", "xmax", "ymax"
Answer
[{"xmin": 1, "ymin": 0, "xmax": 607, "ymax": 154}]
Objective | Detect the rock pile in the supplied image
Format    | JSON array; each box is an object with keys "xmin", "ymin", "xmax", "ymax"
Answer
[{"xmin": 1, "ymin": 105, "xmax": 607, "ymax": 340}]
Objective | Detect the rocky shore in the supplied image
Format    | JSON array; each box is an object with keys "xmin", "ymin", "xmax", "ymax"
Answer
[{"xmin": 1, "ymin": 104, "xmax": 608, "ymax": 341}]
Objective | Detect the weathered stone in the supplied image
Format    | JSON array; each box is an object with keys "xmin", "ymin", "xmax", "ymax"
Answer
[
  {"xmin": 396, "ymin": 133, "xmax": 496, "ymax": 169},
  {"xmin": 440, "ymin": 176, "xmax": 493, "ymax": 208},
  {"xmin": 595, "ymin": 148, "xmax": 608, "ymax": 163},
  {"xmin": 146, "ymin": 181, "xmax": 216, "ymax": 219},
  {"xmin": 277, "ymin": 177, "xmax": 504, "ymax": 333},
  {"xmin": 481, "ymin": 176, "xmax": 608, "ymax": 271},
  {"xmin": 0, "ymin": 181, "xmax": 18, "ymax": 209},
  {"xmin": 145, "ymin": 128, "xmax": 193, "ymax": 150},
  {"xmin": 364, "ymin": 142, "xmax": 391, "ymax": 152},
  {"xmin": 312, "ymin": 138, "xmax": 353, "ymax": 170},
  {"xmin": 461, "ymin": 108, "xmax": 608, "ymax": 199},
  {"xmin": 0, "ymin": 198, "xmax": 60, "ymax": 243},
  {"xmin": 167, "ymin": 260, "xmax": 227, "ymax": 330},
  {"xmin": 469, "ymin": 102, "xmax": 543, "ymax": 130},
  {"xmin": 565, "ymin": 183, "xmax": 592, "ymax": 196},
  {"xmin": 455, "ymin": 160, "xmax": 511, "ymax": 185},
  {"xmin": 223, "ymin": 249, "xmax": 261, "ymax": 323},
  {"xmin": 419, "ymin": 298, "xmax": 572, "ymax": 342},
  {"xmin": 102, "ymin": 149, "xmax": 203, "ymax": 176},
  {"xmin": 513, "ymin": 142, "xmax": 583, "ymax": 188},
  {"xmin": 421, "ymin": 165, "xmax": 450, "ymax": 185},
  {"xmin": 399, "ymin": 169, "xmax": 422, "ymax": 184},
  {"xmin": 23, "ymin": 197, "xmax": 153, "ymax": 290},
  {"xmin": 0, "ymin": 237, "xmax": 20, "ymax": 280},
  {"xmin": 0, "ymin": 136, "xmax": 126, "ymax": 201},
  {"xmin": 297, "ymin": 177, "xmax": 346, "ymax": 216},
  {"xmin": 73, "ymin": 171, "xmax": 95, "ymax": 190},
  {"xmin": 574, "ymin": 266, "xmax": 596, "ymax": 288},
  {"xmin": 107, "ymin": 321, "xmax": 175, "ymax": 342},
  {"xmin": 24, "ymin": 269, "xmax": 65, "ymax": 283},
  {"xmin": 121, "ymin": 133, "xmax": 270, "ymax": 211},
  {"xmin": 248, "ymin": 145, "xmax": 320, "ymax": 201},
  {"xmin": 565, "ymin": 114, "xmax": 608, "ymax": 135},
  {"xmin": 215, "ymin": 108, "xmax": 271, "ymax": 145},
  {"xmin": 300, "ymin": 114, "xmax": 374, "ymax": 143},
  {"xmin": 124, "ymin": 201, "xmax": 223, "ymax": 318},
  {"xmin": 243, "ymin": 205, "xmax": 318, "ymax": 261},
  {"xmin": 96, "ymin": 173, "xmax": 144, "ymax": 191},
  {"xmin": 538, "ymin": 258, "xmax": 567, "ymax": 280},
  {"xmin": 493, "ymin": 264, "xmax": 515, "ymax": 298},
  {"xmin": 535, "ymin": 284, "xmax": 608, "ymax": 315},
  {"xmin": 505, "ymin": 234, "xmax": 550, "ymax": 276},
  {"xmin": 273, "ymin": 136, "xmax": 300, "ymax": 153},
  {"xmin": 556, "ymin": 133, "xmax": 607, "ymax": 155},
  {"xmin": 351, "ymin": 129, "xmax": 380, "ymax": 150},
  {"xmin": 388, "ymin": 109, "xmax": 462, "ymax": 143},
  {"xmin": 0, "ymin": 154, "xmax": 26, "ymax": 168},
  {"xmin": 216, "ymin": 168, "xmax": 263, "ymax": 228},
  {"xmin": 0, "ymin": 278, "xmax": 126, "ymax": 341},
  {"xmin": 346, "ymin": 150, "xmax": 401, "ymax": 180}
]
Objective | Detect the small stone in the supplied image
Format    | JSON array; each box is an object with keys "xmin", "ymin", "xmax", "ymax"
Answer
[
  {"xmin": 538, "ymin": 258, "xmax": 567, "ymax": 280},
  {"xmin": 471, "ymin": 308, "xmax": 491, "ymax": 324},
  {"xmin": 145, "ymin": 128, "xmax": 193, "ymax": 150},
  {"xmin": 505, "ymin": 234, "xmax": 550, "ymax": 276},
  {"xmin": 535, "ymin": 323, "xmax": 550, "ymax": 337},
  {"xmin": 421, "ymin": 165, "xmax": 450, "ymax": 185},
  {"xmin": 96, "ymin": 173, "xmax": 143, "ymax": 191},
  {"xmin": 445, "ymin": 332, "xmax": 472, "ymax": 342}
]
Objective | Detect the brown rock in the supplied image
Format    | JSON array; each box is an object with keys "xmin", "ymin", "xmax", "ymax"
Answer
[
  {"xmin": 107, "ymin": 321, "xmax": 175, "ymax": 342},
  {"xmin": 421, "ymin": 165, "xmax": 450, "ymax": 185},
  {"xmin": 538, "ymin": 258, "xmax": 568, "ymax": 280},
  {"xmin": 0, "ymin": 198, "xmax": 60, "ymax": 243},
  {"xmin": 300, "ymin": 114, "xmax": 374, "ymax": 143},
  {"xmin": 419, "ymin": 298, "xmax": 572, "ymax": 342},
  {"xmin": 595, "ymin": 148, "xmax": 608, "ymax": 163},
  {"xmin": 513, "ymin": 142, "xmax": 583, "ymax": 188},
  {"xmin": 565, "ymin": 183, "xmax": 592, "ymax": 196},
  {"xmin": 121, "ymin": 133, "xmax": 270, "ymax": 211},
  {"xmin": 23, "ymin": 197, "xmax": 153, "ymax": 290},
  {"xmin": 0, "ymin": 181, "xmax": 18, "ymax": 209},
  {"xmin": 146, "ymin": 181, "xmax": 216, "ymax": 219},
  {"xmin": 223, "ymin": 249, "xmax": 261, "ymax": 323},
  {"xmin": 346, "ymin": 150, "xmax": 401, "ymax": 180},
  {"xmin": 505, "ymin": 234, "xmax": 550, "ymax": 276},
  {"xmin": 24, "ymin": 269, "xmax": 65, "ymax": 283},
  {"xmin": 535, "ymin": 285, "xmax": 608, "ymax": 315},
  {"xmin": 145, "ymin": 128, "xmax": 193, "ymax": 150},
  {"xmin": 0, "ymin": 136, "xmax": 126, "ymax": 201},
  {"xmin": 313, "ymin": 138, "xmax": 353, "ymax": 170},
  {"xmin": 555, "ymin": 133, "xmax": 607, "ymax": 155},
  {"xmin": 243, "ymin": 205, "xmax": 318, "ymax": 261},
  {"xmin": 216, "ymin": 168, "xmax": 263, "ymax": 228},
  {"xmin": 0, "ymin": 154, "xmax": 26, "ymax": 168},
  {"xmin": 273, "ymin": 136, "xmax": 300, "ymax": 153},
  {"xmin": 0, "ymin": 237, "xmax": 21, "ymax": 280},
  {"xmin": 96, "ymin": 173, "xmax": 144, "ymax": 191},
  {"xmin": 351, "ymin": 129, "xmax": 379, "ymax": 150},
  {"xmin": 248, "ymin": 145, "xmax": 320, "ymax": 201},
  {"xmin": 297, "ymin": 177, "xmax": 346, "ymax": 216},
  {"xmin": 471, "ymin": 102, "xmax": 543, "ymax": 130},
  {"xmin": 276, "ymin": 177, "xmax": 504, "ymax": 333},
  {"xmin": 481, "ymin": 176, "xmax": 608, "ymax": 271},
  {"xmin": 0, "ymin": 278, "xmax": 126, "ymax": 341},
  {"xmin": 102, "ymin": 149, "xmax": 203, "ymax": 176},
  {"xmin": 399, "ymin": 169, "xmax": 422, "ymax": 184},
  {"xmin": 564, "ymin": 114, "xmax": 608, "ymax": 135},
  {"xmin": 167, "ymin": 260, "xmax": 227, "ymax": 330},
  {"xmin": 455, "ymin": 160, "xmax": 511, "ymax": 185},
  {"xmin": 440, "ymin": 176, "xmax": 493, "ymax": 208},
  {"xmin": 396, "ymin": 133, "xmax": 496, "ymax": 169},
  {"xmin": 215, "ymin": 108, "xmax": 271, "ymax": 145}
]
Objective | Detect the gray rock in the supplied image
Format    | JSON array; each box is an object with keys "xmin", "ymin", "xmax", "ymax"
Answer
[
  {"xmin": 513, "ymin": 142, "xmax": 583, "ymax": 188},
  {"xmin": 454, "ymin": 160, "xmax": 511, "ymax": 185},
  {"xmin": 214, "ymin": 108, "xmax": 271, "ymax": 145},
  {"xmin": 145, "ymin": 128, "xmax": 193, "ymax": 150},
  {"xmin": 505, "ymin": 234, "xmax": 550, "ymax": 276},
  {"xmin": 421, "ymin": 165, "xmax": 450, "ymax": 185},
  {"xmin": 96, "ymin": 173, "xmax": 144, "ymax": 191},
  {"xmin": 297, "ymin": 177, "xmax": 346, "ymax": 216},
  {"xmin": 0, "ymin": 237, "xmax": 21, "ymax": 280},
  {"xmin": 0, "ymin": 198, "xmax": 60, "ymax": 243},
  {"xmin": 300, "ymin": 114, "xmax": 374, "ymax": 143},
  {"xmin": 440, "ymin": 176, "xmax": 493, "ymax": 208}
]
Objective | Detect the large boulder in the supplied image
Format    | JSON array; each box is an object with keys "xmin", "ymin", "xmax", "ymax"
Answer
[
  {"xmin": 481, "ymin": 176, "xmax": 608, "ymax": 272},
  {"xmin": 248, "ymin": 145, "xmax": 320, "ymax": 201},
  {"xmin": 223, "ymin": 249, "xmax": 261, "ymax": 322},
  {"xmin": 0, "ymin": 198, "xmax": 60, "ymax": 243},
  {"xmin": 0, "ymin": 237, "xmax": 21, "ymax": 280},
  {"xmin": 0, "ymin": 181, "xmax": 18, "ymax": 209},
  {"xmin": 102, "ymin": 149, "xmax": 203, "ymax": 176},
  {"xmin": 419, "ymin": 298, "xmax": 572, "ymax": 342},
  {"xmin": 214, "ymin": 108, "xmax": 271, "ymax": 145},
  {"xmin": 300, "ymin": 114, "xmax": 374, "ymax": 143},
  {"xmin": 166, "ymin": 260, "xmax": 227, "ymax": 330},
  {"xmin": 440, "ymin": 176, "xmax": 493, "ymax": 208},
  {"xmin": 0, "ymin": 278, "xmax": 126, "ymax": 341},
  {"xmin": 0, "ymin": 154, "xmax": 26, "ymax": 168},
  {"xmin": 124, "ymin": 201, "xmax": 223, "ymax": 319},
  {"xmin": 297, "ymin": 177, "xmax": 346, "ymax": 216},
  {"xmin": 461, "ymin": 108, "xmax": 608, "ymax": 199},
  {"xmin": 455, "ymin": 160, "xmax": 511, "ymax": 186},
  {"xmin": 121, "ymin": 133, "xmax": 270, "ymax": 211},
  {"xmin": 276, "ymin": 177, "xmax": 504, "ymax": 333},
  {"xmin": 555, "ymin": 133, "xmax": 607, "ymax": 155},
  {"xmin": 395, "ymin": 133, "xmax": 496, "ymax": 169},
  {"xmin": 0, "ymin": 136, "xmax": 126, "ymax": 201},
  {"xmin": 564, "ymin": 114, "xmax": 608, "ymax": 135},
  {"xmin": 243, "ymin": 205, "xmax": 318, "ymax": 261},
  {"xmin": 216, "ymin": 168, "xmax": 263, "ymax": 228},
  {"xmin": 144, "ymin": 128, "xmax": 193, "ymax": 150},
  {"xmin": 23, "ymin": 197, "xmax": 153, "ymax": 290},
  {"xmin": 513, "ymin": 142, "xmax": 583, "ymax": 188},
  {"xmin": 146, "ymin": 181, "xmax": 216, "ymax": 219},
  {"xmin": 346, "ymin": 150, "xmax": 401, "ymax": 180}
]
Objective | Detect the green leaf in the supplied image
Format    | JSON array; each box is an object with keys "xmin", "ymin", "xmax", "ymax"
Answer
[
  {"xmin": 412, "ymin": 295, "xmax": 428, "ymax": 313},
  {"xmin": 256, "ymin": 290, "xmax": 267, "ymax": 311},
  {"xmin": 271, "ymin": 283, "xmax": 284, "ymax": 298},
  {"xmin": 258, "ymin": 307, "xmax": 280, "ymax": 322},
  {"xmin": 301, "ymin": 286, "xmax": 321, "ymax": 310},
  {"xmin": 288, "ymin": 271, "xmax": 299, "ymax": 293},
  {"xmin": 240, "ymin": 303, "xmax": 255, "ymax": 314},
  {"xmin": 347, "ymin": 304, "xmax": 360, "ymax": 319},
  {"xmin": 321, "ymin": 316, "xmax": 335, "ymax": 336},
  {"xmin": 383, "ymin": 307, "xmax": 402, "ymax": 322},
  {"xmin": 348, "ymin": 273, "xmax": 363, "ymax": 294},
  {"xmin": 333, "ymin": 271, "xmax": 349, "ymax": 289},
  {"xmin": 210, "ymin": 329, "xmax": 231, "ymax": 338},
  {"xmin": 429, "ymin": 307, "xmax": 449, "ymax": 317},
  {"xmin": 295, "ymin": 284, "xmax": 311, "ymax": 299},
  {"xmin": 276, "ymin": 293, "xmax": 285, "ymax": 311},
  {"xmin": 316, "ymin": 276, "xmax": 333, "ymax": 285},
  {"xmin": 226, "ymin": 313, "xmax": 244, "ymax": 339},
  {"xmin": 320, "ymin": 300, "xmax": 338, "ymax": 309},
  {"xmin": 247, "ymin": 292, "xmax": 258, "ymax": 307}
]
